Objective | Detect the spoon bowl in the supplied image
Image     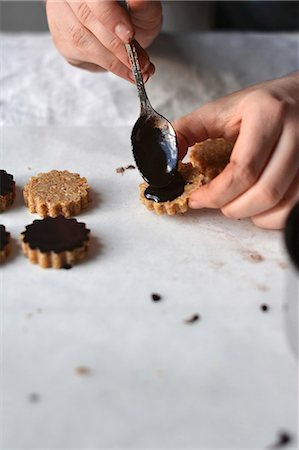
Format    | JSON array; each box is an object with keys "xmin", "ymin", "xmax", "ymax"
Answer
[{"xmin": 125, "ymin": 40, "xmax": 179, "ymax": 190}]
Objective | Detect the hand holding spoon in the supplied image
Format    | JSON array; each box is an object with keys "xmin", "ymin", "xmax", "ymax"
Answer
[{"xmin": 123, "ymin": 3, "xmax": 185, "ymax": 201}]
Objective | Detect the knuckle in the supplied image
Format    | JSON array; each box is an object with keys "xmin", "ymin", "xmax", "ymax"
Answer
[
  {"xmin": 259, "ymin": 184, "xmax": 282, "ymax": 207},
  {"xmin": 106, "ymin": 57, "xmax": 121, "ymax": 74},
  {"xmin": 107, "ymin": 35, "xmax": 122, "ymax": 53},
  {"xmin": 69, "ymin": 24, "xmax": 90, "ymax": 48},
  {"xmin": 99, "ymin": 6, "xmax": 115, "ymax": 27},
  {"xmin": 230, "ymin": 160, "xmax": 257, "ymax": 189},
  {"xmin": 77, "ymin": 2, "xmax": 93, "ymax": 24}
]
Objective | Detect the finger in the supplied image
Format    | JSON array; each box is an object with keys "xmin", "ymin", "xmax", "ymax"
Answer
[
  {"xmin": 67, "ymin": 58, "xmax": 104, "ymax": 72},
  {"xmin": 222, "ymin": 119, "xmax": 299, "ymax": 218},
  {"xmin": 86, "ymin": 0, "xmax": 134, "ymax": 43},
  {"xmin": 130, "ymin": 0, "xmax": 163, "ymax": 47},
  {"xmin": 69, "ymin": 1, "xmax": 152, "ymax": 74},
  {"xmin": 189, "ymin": 92, "xmax": 285, "ymax": 209},
  {"xmin": 173, "ymin": 94, "xmax": 241, "ymax": 160},
  {"xmin": 48, "ymin": 1, "xmax": 135, "ymax": 81},
  {"xmin": 251, "ymin": 170, "xmax": 299, "ymax": 230}
]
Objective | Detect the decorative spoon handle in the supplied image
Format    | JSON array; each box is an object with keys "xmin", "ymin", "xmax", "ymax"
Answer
[
  {"xmin": 125, "ymin": 41, "xmax": 151, "ymax": 112},
  {"xmin": 119, "ymin": 0, "xmax": 151, "ymax": 112}
]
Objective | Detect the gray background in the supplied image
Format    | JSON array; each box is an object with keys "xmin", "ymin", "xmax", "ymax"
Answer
[{"xmin": 0, "ymin": 1, "xmax": 213, "ymax": 32}]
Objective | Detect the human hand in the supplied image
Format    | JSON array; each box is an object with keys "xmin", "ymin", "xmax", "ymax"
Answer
[
  {"xmin": 46, "ymin": 0, "xmax": 162, "ymax": 80},
  {"xmin": 173, "ymin": 72, "xmax": 299, "ymax": 229}
]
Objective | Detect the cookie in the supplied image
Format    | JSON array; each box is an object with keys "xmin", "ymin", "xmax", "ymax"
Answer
[
  {"xmin": 0, "ymin": 225, "xmax": 11, "ymax": 262},
  {"xmin": 20, "ymin": 216, "xmax": 90, "ymax": 269},
  {"xmin": 189, "ymin": 138, "xmax": 233, "ymax": 182},
  {"xmin": 139, "ymin": 162, "xmax": 205, "ymax": 215},
  {"xmin": 0, "ymin": 170, "xmax": 16, "ymax": 212},
  {"xmin": 23, "ymin": 170, "xmax": 90, "ymax": 218}
]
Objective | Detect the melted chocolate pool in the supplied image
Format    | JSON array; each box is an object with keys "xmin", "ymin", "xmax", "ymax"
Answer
[
  {"xmin": 145, "ymin": 172, "xmax": 186, "ymax": 203},
  {"xmin": 0, "ymin": 170, "xmax": 14, "ymax": 196},
  {"xmin": 0, "ymin": 225, "xmax": 10, "ymax": 250},
  {"xmin": 22, "ymin": 216, "xmax": 90, "ymax": 253}
]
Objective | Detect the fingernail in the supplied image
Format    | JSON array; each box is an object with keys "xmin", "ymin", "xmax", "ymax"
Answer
[
  {"xmin": 148, "ymin": 63, "xmax": 155, "ymax": 77},
  {"xmin": 139, "ymin": 57, "xmax": 150, "ymax": 73},
  {"xmin": 143, "ymin": 72, "xmax": 149, "ymax": 83},
  {"xmin": 115, "ymin": 23, "xmax": 133, "ymax": 43}
]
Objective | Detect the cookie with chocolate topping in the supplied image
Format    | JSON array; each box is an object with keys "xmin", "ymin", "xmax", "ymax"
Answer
[
  {"xmin": 0, "ymin": 170, "xmax": 16, "ymax": 212},
  {"xmin": 139, "ymin": 162, "xmax": 204, "ymax": 215},
  {"xmin": 20, "ymin": 216, "xmax": 90, "ymax": 269},
  {"xmin": 0, "ymin": 225, "xmax": 11, "ymax": 262}
]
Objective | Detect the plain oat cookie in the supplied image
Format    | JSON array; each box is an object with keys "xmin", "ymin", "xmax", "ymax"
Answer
[{"xmin": 23, "ymin": 170, "xmax": 90, "ymax": 218}]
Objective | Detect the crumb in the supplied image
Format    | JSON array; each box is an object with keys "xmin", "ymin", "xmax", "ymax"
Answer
[
  {"xmin": 28, "ymin": 393, "xmax": 40, "ymax": 403},
  {"xmin": 256, "ymin": 283, "xmax": 270, "ymax": 292},
  {"xmin": 36, "ymin": 308, "xmax": 43, "ymax": 313},
  {"xmin": 184, "ymin": 314, "xmax": 200, "ymax": 324},
  {"xmin": 63, "ymin": 264, "xmax": 72, "ymax": 270},
  {"xmin": 278, "ymin": 261, "xmax": 288, "ymax": 269},
  {"xmin": 151, "ymin": 293, "xmax": 162, "ymax": 302},
  {"xmin": 260, "ymin": 304, "xmax": 269, "ymax": 312},
  {"xmin": 75, "ymin": 366, "xmax": 91, "ymax": 376},
  {"xmin": 116, "ymin": 165, "xmax": 136, "ymax": 174},
  {"xmin": 26, "ymin": 313, "xmax": 33, "ymax": 319},
  {"xmin": 27, "ymin": 167, "xmax": 32, "ymax": 171},
  {"xmin": 249, "ymin": 251, "xmax": 264, "ymax": 262},
  {"xmin": 268, "ymin": 431, "xmax": 293, "ymax": 448}
]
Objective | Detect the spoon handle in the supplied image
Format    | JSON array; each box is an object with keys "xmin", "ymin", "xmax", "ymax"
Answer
[
  {"xmin": 125, "ymin": 41, "xmax": 151, "ymax": 113},
  {"xmin": 119, "ymin": 0, "xmax": 152, "ymax": 113}
]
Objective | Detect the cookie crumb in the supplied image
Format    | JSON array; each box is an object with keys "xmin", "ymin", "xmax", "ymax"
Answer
[
  {"xmin": 116, "ymin": 167, "xmax": 125, "ymax": 174},
  {"xmin": 260, "ymin": 304, "xmax": 269, "ymax": 312},
  {"xmin": 249, "ymin": 252, "xmax": 264, "ymax": 262},
  {"xmin": 151, "ymin": 293, "xmax": 162, "ymax": 302},
  {"xmin": 75, "ymin": 366, "xmax": 91, "ymax": 376},
  {"xmin": 63, "ymin": 264, "xmax": 72, "ymax": 270},
  {"xmin": 125, "ymin": 165, "xmax": 136, "ymax": 170},
  {"xmin": 184, "ymin": 314, "xmax": 200, "ymax": 324},
  {"xmin": 28, "ymin": 393, "xmax": 40, "ymax": 403}
]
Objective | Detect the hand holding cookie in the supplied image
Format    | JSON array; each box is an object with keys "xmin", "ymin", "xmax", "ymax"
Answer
[{"xmin": 174, "ymin": 72, "xmax": 299, "ymax": 230}]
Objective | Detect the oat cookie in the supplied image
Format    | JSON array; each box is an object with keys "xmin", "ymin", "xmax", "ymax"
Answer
[
  {"xmin": 23, "ymin": 170, "xmax": 89, "ymax": 218},
  {"xmin": 20, "ymin": 216, "xmax": 90, "ymax": 269},
  {"xmin": 0, "ymin": 170, "xmax": 16, "ymax": 212},
  {"xmin": 0, "ymin": 225, "xmax": 11, "ymax": 262},
  {"xmin": 139, "ymin": 162, "xmax": 205, "ymax": 215},
  {"xmin": 189, "ymin": 138, "xmax": 233, "ymax": 182}
]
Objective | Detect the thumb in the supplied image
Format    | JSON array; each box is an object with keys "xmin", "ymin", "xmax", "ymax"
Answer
[{"xmin": 173, "ymin": 96, "xmax": 241, "ymax": 160}]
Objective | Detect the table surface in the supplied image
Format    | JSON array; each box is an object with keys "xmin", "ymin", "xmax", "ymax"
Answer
[{"xmin": 1, "ymin": 32, "xmax": 298, "ymax": 450}]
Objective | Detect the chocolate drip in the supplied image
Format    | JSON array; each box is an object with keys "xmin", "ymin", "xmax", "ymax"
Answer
[
  {"xmin": 21, "ymin": 216, "xmax": 90, "ymax": 253},
  {"xmin": 145, "ymin": 172, "xmax": 186, "ymax": 203},
  {"xmin": 0, "ymin": 225, "xmax": 10, "ymax": 250},
  {"xmin": 0, "ymin": 170, "xmax": 14, "ymax": 196}
]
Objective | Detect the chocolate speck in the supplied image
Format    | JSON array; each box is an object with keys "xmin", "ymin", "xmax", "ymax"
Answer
[
  {"xmin": 28, "ymin": 393, "xmax": 40, "ymax": 403},
  {"xmin": 116, "ymin": 167, "xmax": 125, "ymax": 174},
  {"xmin": 116, "ymin": 165, "xmax": 136, "ymax": 174},
  {"xmin": 260, "ymin": 304, "xmax": 269, "ymax": 312},
  {"xmin": 63, "ymin": 264, "xmax": 72, "ymax": 270},
  {"xmin": 151, "ymin": 293, "xmax": 162, "ymax": 302},
  {"xmin": 268, "ymin": 431, "xmax": 293, "ymax": 448},
  {"xmin": 75, "ymin": 366, "xmax": 91, "ymax": 376},
  {"xmin": 249, "ymin": 252, "xmax": 264, "ymax": 262},
  {"xmin": 184, "ymin": 314, "xmax": 200, "ymax": 324}
]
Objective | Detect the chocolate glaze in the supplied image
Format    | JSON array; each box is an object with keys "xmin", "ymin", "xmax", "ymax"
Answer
[
  {"xmin": 22, "ymin": 216, "xmax": 90, "ymax": 253},
  {"xmin": 0, "ymin": 225, "xmax": 10, "ymax": 251},
  {"xmin": 132, "ymin": 116, "xmax": 178, "ymax": 188},
  {"xmin": 145, "ymin": 172, "xmax": 186, "ymax": 203},
  {"xmin": 0, "ymin": 170, "xmax": 14, "ymax": 196}
]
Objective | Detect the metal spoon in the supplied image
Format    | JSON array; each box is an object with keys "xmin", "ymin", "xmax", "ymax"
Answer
[{"xmin": 123, "ymin": 14, "xmax": 179, "ymax": 188}]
